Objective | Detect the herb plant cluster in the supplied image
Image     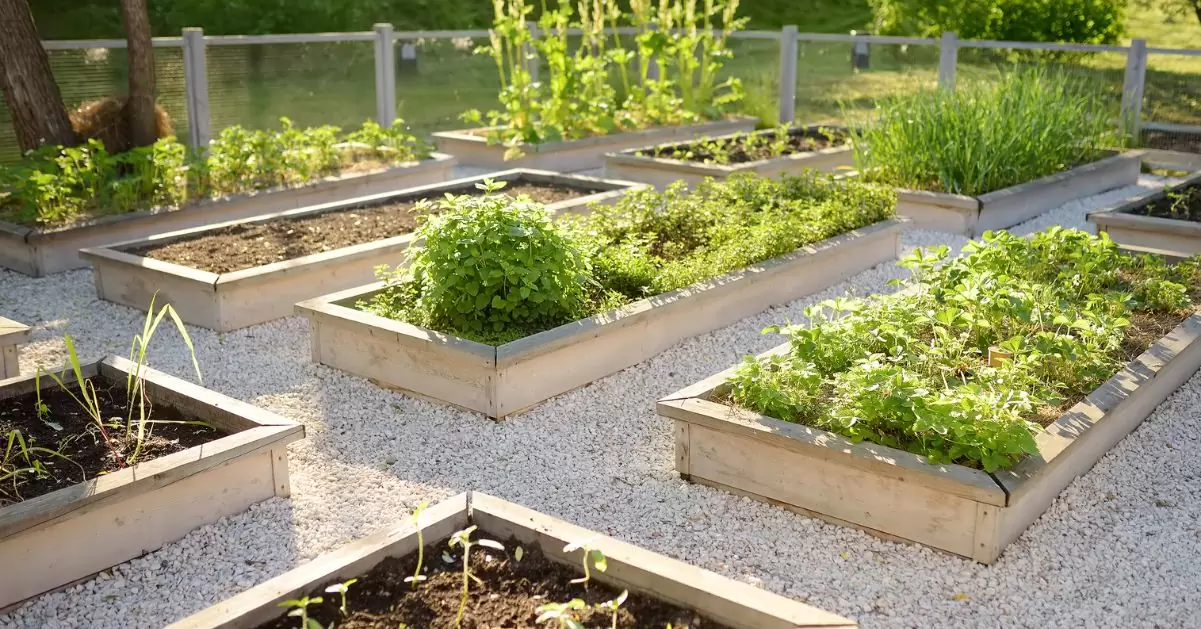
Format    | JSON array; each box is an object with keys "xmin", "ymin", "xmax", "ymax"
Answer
[
  {"xmin": 361, "ymin": 173, "xmax": 895, "ymax": 344},
  {"xmin": 0, "ymin": 118, "xmax": 432, "ymax": 227},
  {"xmin": 637, "ymin": 124, "xmax": 847, "ymax": 165},
  {"xmin": 464, "ymin": 0, "xmax": 746, "ymax": 155},
  {"xmin": 850, "ymin": 69, "xmax": 1118, "ymax": 196},
  {"xmin": 728, "ymin": 228, "xmax": 1201, "ymax": 472}
]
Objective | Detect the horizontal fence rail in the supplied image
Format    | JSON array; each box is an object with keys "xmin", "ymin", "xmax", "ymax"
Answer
[{"xmin": 3, "ymin": 25, "xmax": 1197, "ymax": 164}]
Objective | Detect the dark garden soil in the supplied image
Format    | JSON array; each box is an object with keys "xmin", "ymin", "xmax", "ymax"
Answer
[
  {"xmin": 0, "ymin": 376, "xmax": 217, "ymax": 506},
  {"xmin": 1125, "ymin": 184, "xmax": 1201, "ymax": 223},
  {"xmin": 640, "ymin": 128, "xmax": 847, "ymax": 164},
  {"xmin": 130, "ymin": 182, "xmax": 599, "ymax": 274},
  {"xmin": 259, "ymin": 536, "xmax": 728, "ymax": 629}
]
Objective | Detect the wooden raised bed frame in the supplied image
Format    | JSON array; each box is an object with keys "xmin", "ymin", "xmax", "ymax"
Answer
[
  {"xmin": 658, "ymin": 310, "xmax": 1201, "ymax": 564},
  {"xmin": 0, "ymin": 154, "xmax": 455, "ymax": 277},
  {"xmin": 894, "ymin": 151, "xmax": 1142, "ymax": 236},
  {"xmin": 603, "ymin": 125, "xmax": 853, "ymax": 190},
  {"xmin": 1088, "ymin": 171, "xmax": 1201, "ymax": 255},
  {"xmin": 80, "ymin": 170, "xmax": 644, "ymax": 332},
  {"xmin": 432, "ymin": 118, "xmax": 758, "ymax": 172},
  {"xmin": 0, "ymin": 317, "xmax": 30, "ymax": 379},
  {"xmin": 168, "ymin": 491, "xmax": 856, "ymax": 629},
  {"xmin": 298, "ymin": 219, "xmax": 905, "ymax": 418},
  {"xmin": 0, "ymin": 356, "xmax": 304, "ymax": 608}
]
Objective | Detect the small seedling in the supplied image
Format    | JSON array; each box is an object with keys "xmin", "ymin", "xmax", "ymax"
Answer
[
  {"xmin": 323, "ymin": 578, "xmax": 357, "ymax": 616},
  {"xmin": 563, "ymin": 537, "xmax": 607, "ymax": 588},
  {"xmin": 403, "ymin": 500, "xmax": 430, "ymax": 588},
  {"xmin": 535, "ymin": 599, "xmax": 587, "ymax": 629},
  {"xmin": 514, "ymin": 545, "xmax": 525, "ymax": 562},
  {"xmin": 278, "ymin": 595, "xmax": 323, "ymax": 629},
  {"xmin": 596, "ymin": 590, "xmax": 629, "ymax": 629},
  {"xmin": 448, "ymin": 525, "xmax": 505, "ymax": 627}
]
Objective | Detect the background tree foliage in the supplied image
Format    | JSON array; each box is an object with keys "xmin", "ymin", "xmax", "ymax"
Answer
[{"xmin": 867, "ymin": 0, "xmax": 1127, "ymax": 44}]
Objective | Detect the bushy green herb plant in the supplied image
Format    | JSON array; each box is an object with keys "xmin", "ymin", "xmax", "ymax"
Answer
[
  {"xmin": 850, "ymin": 69, "xmax": 1118, "ymax": 196},
  {"xmin": 465, "ymin": 0, "xmax": 745, "ymax": 153},
  {"xmin": 362, "ymin": 180, "xmax": 593, "ymax": 344},
  {"xmin": 0, "ymin": 118, "xmax": 430, "ymax": 227},
  {"xmin": 729, "ymin": 228, "xmax": 1201, "ymax": 472}
]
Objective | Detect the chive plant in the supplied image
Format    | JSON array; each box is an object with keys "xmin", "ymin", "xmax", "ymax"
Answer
[{"xmin": 850, "ymin": 68, "xmax": 1118, "ymax": 196}]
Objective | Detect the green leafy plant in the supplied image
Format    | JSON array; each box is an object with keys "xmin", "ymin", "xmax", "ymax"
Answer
[
  {"xmin": 869, "ymin": 0, "xmax": 1126, "ymax": 46},
  {"xmin": 638, "ymin": 124, "xmax": 847, "ymax": 164},
  {"xmin": 563, "ymin": 538, "xmax": 607, "ymax": 588},
  {"xmin": 464, "ymin": 0, "xmax": 745, "ymax": 153},
  {"xmin": 728, "ymin": 228, "xmax": 1201, "ymax": 472},
  {"xmin": 323, "ymin": 578, "xmax": 358, "ymax": 616},
  {"xmin": 850, "ymin": 68, "xmax": 1119, "ymax": 196},
  {"xmin": 403, "ymin": 500, "xmax": 430, "ymax": 587},
  {"xmin": 0, "ymin": 429, "xmax": 81, "ymax": 505},
  {"xmin": 447, "ymin": 525, "xmax": 505, "ymax": 628},
  {"xmin": 362, "ymin": 179, "xmax": 593, "ymax": 344},
  {"xmin": 278, "ymin": 595, "xmax": 324, "ymax": 629}
]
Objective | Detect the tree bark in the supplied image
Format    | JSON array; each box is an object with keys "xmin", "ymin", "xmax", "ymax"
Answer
[
  {"xmin": 0, "ymin": 0, "xmax": 76, "ymax": 151},
  {"xmin": 120, "ymin": 0, "xmax": 157, "ymax": 148}
]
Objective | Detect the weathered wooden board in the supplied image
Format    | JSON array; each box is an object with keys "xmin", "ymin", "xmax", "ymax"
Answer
[
  {"xmin": 0, "ymin": 317, "xmax": 30, "ymax": 379},
  {"xmin": 1089, "ymin": 171, "xmax": 1201, "ymax": 255}
]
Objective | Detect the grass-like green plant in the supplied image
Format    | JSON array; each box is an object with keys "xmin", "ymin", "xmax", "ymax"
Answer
[
  {"xmin": 0, "ymin": 118, "xmax": 431, "ymax": 227},
  {"xmin": 728, "ymin": 228, "xmax": 1201, "ymax": 472},
  {"xmin": 0, "ymin": 429, "xmax": 81, "ymax": 506},
  {"xmin": 465, "ymin": 0, "xmax": 745, "ymax": 154},
  {"xmin": 362, "ymin": 173, "xmax": 895, "ymax": 344},
  {"xmin": 849, "ymin": 68, "xmax": 1119, "ymax": 196}
]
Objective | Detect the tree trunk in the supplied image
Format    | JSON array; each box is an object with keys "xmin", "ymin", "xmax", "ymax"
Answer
[
  {"xmin": 1193, "ymin": 0, "xmax": 1201, "ymax": 27},
  {"xmin": 0, "ymin": 0, "xmax": 76, "ymax": 151},
  {"xmin": 120, "ymin": 0, "xmax": 157, "ymax": 148}
]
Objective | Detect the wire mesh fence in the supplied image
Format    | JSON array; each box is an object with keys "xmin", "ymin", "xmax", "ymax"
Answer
[
  {"xmin": 793, "ymin": 41, "xmax": 940, "ymax": 125},
  {"xmin": 6, "ymin": 29, "xmax": 1201, "ymax": 165},
  {"xmin": 0, "ymin": 45, "xmax": 189, "ymax": 163},
  {"xmin": 205, "ymin": 40, "xmax": 376, "ymax": 137}
]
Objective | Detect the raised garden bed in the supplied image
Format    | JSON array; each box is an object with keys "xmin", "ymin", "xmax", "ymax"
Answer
[
  {"xmin": 0, "ymin": 355, "xmax": 304, "ymax": 608},
  {"xmin": 298, "ymin": 218, "xmax": 904, "ymax": 418},
  {"xmin": 0, "ymin": 154, "xmax": 456, "ymax": 277},
  {"xmin": 1089, "ymin": 171, "xmax": 1201, "ymax": 255},
  {"xmin": 80, "ymin": 170, "xmax": 640, "ymax": 332},
  {"xmin": 893, "ymin": 151, "xmax": 1142, "ymax": 236},
  {"xmin": 433, "ymin": 118, "xmax": 758, "ymax": 172},
  {"xmin": 0, "ymin": 317, "xmax": 30, "ymax": 380},
  {"xmin": 168, "ymin": 491, "xmax": 855, "ymax": 629},
  {"xmin": 604, "ymin": 125, "xmax": 852, "ymax": 189},
  {"xmin": 658, "ymin": 232, "xmax": 1201, "ymax": 563}
]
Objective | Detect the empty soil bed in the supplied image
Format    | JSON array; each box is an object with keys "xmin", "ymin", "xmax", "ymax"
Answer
[
  {"xmin": 1125, "ymin": 184, "xmax": 1201, "ymax": 222},
  {"xmin": 0, "ymin": 376, "xmax": 217, "ymax": 506},
  {"xmin": 638, "ymin": 128, "xmax": 846, "ymax": 164},
  {"xmin": 130, "ymin": 183, "xmax": 597, "ymax": 274},
  {"xmin": 258, "ymin": 536, "xmax": 728, "ymax": 629}
]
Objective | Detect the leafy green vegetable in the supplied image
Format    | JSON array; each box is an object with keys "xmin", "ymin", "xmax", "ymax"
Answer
[{"xmin": 729, "ymin": 228, "xmax": 1201, "ymax": 472}]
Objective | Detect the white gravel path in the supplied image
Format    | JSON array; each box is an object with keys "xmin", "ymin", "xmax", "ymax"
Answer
[{"xmin": 2, "ymin": 176, "xmax": 1197, "ymax": 629}]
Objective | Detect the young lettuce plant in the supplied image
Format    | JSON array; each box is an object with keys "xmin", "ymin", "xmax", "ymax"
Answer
[{"xmin": 447, "ymin": 525, "xmax": 505, "ymax": 627}]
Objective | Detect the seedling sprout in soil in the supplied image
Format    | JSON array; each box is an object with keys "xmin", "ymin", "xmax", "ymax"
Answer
[
  {"xmin": 448, "ymin": 525, "xmax": 506, "ymax": 627},
  {"xmin": 403, "ymin": 500, "xmax": 430, "ymax": 587},
  {"xmin": 278, "ymin": 595, "xmax": 323, "ymax": 629},
  {"xmin": 564, "ymin": 537, "xmax": 608, "ymax": 588}
]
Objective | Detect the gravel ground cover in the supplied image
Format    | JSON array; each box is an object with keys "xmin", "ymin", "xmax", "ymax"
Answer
[{"xmin": 3, "ymin": 177, "xmax": 1199, "ymax": 629}]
